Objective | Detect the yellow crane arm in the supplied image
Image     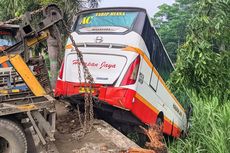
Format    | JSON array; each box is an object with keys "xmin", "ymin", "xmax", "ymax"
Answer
[{"xmin": 0, "ymin": 54, "xmax": 46, "ymax": 96}]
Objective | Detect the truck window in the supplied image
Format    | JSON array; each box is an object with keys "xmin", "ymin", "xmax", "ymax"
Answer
[{"xmin": 0, "ymin": 30, "xmax": 17, "ymax": 47}]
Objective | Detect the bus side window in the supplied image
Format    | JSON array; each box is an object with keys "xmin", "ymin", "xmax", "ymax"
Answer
[
  {"xmin": 141, "ymin": 17, "xmax": 153, "ymax": 58},
  {"xmin": 149, "ymin": 29, "xmax": 159, "ymax": 90},
  {"xmin": 150, "ymin": 31, "xmax": 159, "ymax": 69},
  {"xmin": 151, "ymin": 37, "xmax": 173, "ymax": 82}
]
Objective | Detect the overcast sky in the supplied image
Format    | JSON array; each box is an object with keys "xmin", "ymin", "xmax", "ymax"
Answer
[{"xmin": 99, "ymin": 0, "xmax": 175, "ymax": 16}]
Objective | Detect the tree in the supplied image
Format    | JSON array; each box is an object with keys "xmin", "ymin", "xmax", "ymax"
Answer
[
  {"xmin": 169, "ymin": 0, "xmax": 230, "ymax": 102},
  {"xmin": 0, "ymin": 0, "xmax": 100, "ymax": 25},
  {"xmin": 152, "ymin": 0, "xmax": 197, "ymax": 62},
  {"xmin": 0, "ymin": 0, "xmax": 40, "ymax": 20}
]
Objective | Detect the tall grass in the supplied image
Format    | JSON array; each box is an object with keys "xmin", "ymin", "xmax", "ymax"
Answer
[{"xmin": 169, "ymin": 96, "xmax": 230, "ymax": 153}]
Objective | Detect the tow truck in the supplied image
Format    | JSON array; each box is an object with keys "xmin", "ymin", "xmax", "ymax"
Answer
[{"xmin": 0, "ymin": 5, "xmax": 63, "ymax": 153}]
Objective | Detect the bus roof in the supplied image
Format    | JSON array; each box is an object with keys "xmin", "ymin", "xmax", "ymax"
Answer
[{"xmin": 77, "ymin": 7, "xmax": 147, "ymax": 14}]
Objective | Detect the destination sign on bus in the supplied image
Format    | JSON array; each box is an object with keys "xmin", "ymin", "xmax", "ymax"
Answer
[{"xmin": 95, "ymin": 12, "xmax": 126, "ymax": 16}]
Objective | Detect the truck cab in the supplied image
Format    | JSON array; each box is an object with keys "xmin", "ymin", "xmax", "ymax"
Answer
[{"xmin": 0, "ymin": 24, "xmax": 18, "ymax": 52}]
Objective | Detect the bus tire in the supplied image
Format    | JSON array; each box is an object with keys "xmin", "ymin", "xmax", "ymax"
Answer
[
  {"xmin": 156, "ymin": 113, "xmax": 164, "ymax": 131},
  {"xmin": 156, "ymin": 112, "xmax": 164, "ymax": 125},
  {"xmin": 156, "ymin": 117, "xmax": 163, "ymax": 126},
  {"xmin": 0, "ymin": 118, "xmax": 27, "ymax": 153}
]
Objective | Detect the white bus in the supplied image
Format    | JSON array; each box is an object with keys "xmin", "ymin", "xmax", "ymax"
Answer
[{"xmin": 55, "ymin": 7, "xmax": 188, "ymax": 138}]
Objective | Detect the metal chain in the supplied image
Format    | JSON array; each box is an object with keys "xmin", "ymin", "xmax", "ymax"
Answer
[
  {"xmin": 62, "ymin": 20, "xmax": 95, "ymax": 135},
  {"xmin": 76, "ymin": 105, "xmax": 83, "ymax": 128},
  {"xmin": 0, "ymin": 7, "xmax": 44, "ymax": 26}
]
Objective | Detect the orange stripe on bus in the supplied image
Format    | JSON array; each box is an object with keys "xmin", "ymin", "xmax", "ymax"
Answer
[
  {"xmin": 135, "ymin": 92, "xmax": 159, "ymax": 114},
  {"xmin": 123, "ymin": 46, "xmax": 185, "ymax": 112},
  {"xmin": 123, "ymin": 47, "xmax": 159, "ymax": 75},
  {"xmin": 135, "ymin": 92, "xmax": 181, "ymax": 132}
]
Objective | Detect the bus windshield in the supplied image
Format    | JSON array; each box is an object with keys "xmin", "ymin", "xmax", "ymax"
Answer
[{"xmin": 76, "ymin": 11, "xmax": 139, "ymax": 33}]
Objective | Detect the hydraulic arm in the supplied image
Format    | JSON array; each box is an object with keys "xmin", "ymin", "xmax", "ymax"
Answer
[
  {"xmin": 0, "ymin": 54, "xmax": 46, "ymax": 96},
  {"xmin": 0, "ymin": 4, "xmax": 63, "ymax": 96}
]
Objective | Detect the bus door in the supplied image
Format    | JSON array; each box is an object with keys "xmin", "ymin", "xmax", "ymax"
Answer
[{"xmin": 149, "ymin": 68, "xmax": 159, "ymax": 92}]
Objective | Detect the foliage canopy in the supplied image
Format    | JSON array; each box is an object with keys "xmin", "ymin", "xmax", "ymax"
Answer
[
  {"xmin": 154, "ymin": 0, "xmax": 230, "ymax": 102},
  {"xmin": 0, "ymin": 0, "xmax": 100, "ymax": 25}
]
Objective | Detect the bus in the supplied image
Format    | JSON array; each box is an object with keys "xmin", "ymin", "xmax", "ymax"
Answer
[{"xmin": 55, "ymin": 7, "xmax": 188, "ymax": 138}]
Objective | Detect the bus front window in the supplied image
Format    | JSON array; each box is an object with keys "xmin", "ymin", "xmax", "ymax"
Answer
[{"xmin": 75, "ymin": 11, "xmax": 138, "ymax": 33}]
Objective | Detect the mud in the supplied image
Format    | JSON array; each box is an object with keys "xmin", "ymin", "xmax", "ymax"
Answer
[{"xmin": 54, "ymin": 101, "xmax": 139, "ymax": 153}]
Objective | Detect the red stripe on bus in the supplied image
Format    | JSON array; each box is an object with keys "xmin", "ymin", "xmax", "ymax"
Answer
[
  {"xmin": 134, "ymin": 93, "xmax": 181, "ymax": 137},
  {"xmin": 55, "ymin": 79, "xmax": 182, "ymax": 137}
]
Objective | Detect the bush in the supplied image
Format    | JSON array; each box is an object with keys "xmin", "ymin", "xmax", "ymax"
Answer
[{"xmin": 169, "ymin": 96, "xmax": 230, "ymax": 153}]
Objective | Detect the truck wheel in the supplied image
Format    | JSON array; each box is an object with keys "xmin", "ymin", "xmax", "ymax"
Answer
[{"xmin": 0, "ymin": 119, "xmax": 27, "ymax": 153}]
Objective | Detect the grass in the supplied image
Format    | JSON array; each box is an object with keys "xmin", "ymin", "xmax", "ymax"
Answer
[{"xmin": 169, "ymin": 96, "xmax": 230, "ymax": 153}]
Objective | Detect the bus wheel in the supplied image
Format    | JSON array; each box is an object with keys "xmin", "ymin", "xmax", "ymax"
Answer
[
  {"xmin": 156, "ymin": 117, "xmax": 163, "ymax": 125},
  {"xmin": 0, "ymin": 119, "xmax": 27, "ymax": 153},
  {"xmin": 156, "ymin": 115, "xmax": 164, "ymax": 132},
  {"xmin": 180, "ymin": 130, "xmax": 188, "ymax": 139}
]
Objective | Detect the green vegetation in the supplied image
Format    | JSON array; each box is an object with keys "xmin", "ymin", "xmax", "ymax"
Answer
[
  {"xmin": 152, "ymin": 0, "xmax": 196, "ymax": 62},
  {"xmin": 154, "ymin": 0, "xmax": 229, "ymax": 152},
  {"xmin": 169, "ymin": 96, "xmax": 230, "ymax": 153},
  {"xmin": 0, "ymin": 0, "xmax": 100, "ymax": 25},
  {"xmin": 153, "ymin": 0, "xmax": 230, "ymax": 101},
  {"xmin": 171, "ymin": 0, "xmax": 229, "ymax": 101}
]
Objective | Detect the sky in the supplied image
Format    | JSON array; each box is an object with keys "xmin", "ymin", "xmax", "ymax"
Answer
[{"xmin": 99, "ymin": 0, "xmax": 175, "ymax": 17}]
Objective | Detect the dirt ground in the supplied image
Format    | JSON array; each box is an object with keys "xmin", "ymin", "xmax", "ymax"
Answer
[{"xmin": 53, "ymin": 101, "xmax": 139, "ymax": 153}]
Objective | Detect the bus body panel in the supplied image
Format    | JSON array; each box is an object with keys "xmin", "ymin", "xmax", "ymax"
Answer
[
  {"xmin": 65, "ymin": 53, "xmax": 127, "ymax": 85},
  {"xmin": 55, "ymin": 7, "xmax": 188, "ymax": 138},
  {"xmin": 56, "ymin": 36, "xmax": 187, "ymax": 137},
  {"xmin": 70, "ymin": 32, "xmax": 150, "ymax": 58}
]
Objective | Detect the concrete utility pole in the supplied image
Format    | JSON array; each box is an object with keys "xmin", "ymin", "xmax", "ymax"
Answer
[
  {"xmin": 47, "ymin": 25, "xmax": 61, "ymax": 89},
  {"xmin": 43, "ymin": 5, "xmax": 63, "ymax": 89},
  {"xmin": 46, "ymin": 1, "xmax": 99, "ymax": 89}
]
